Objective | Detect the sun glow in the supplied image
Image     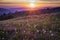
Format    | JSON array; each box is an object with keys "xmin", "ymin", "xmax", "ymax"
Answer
[
  {"xmin": 28, "ymin": 2, "xmax": 39, "ymax": 8},
  {"xmin": 24, "ymin": 0, "xmax": 39, "ymax": 9},
  {"xmin": 29, "ymin": 3, "xmax": 35, "ymax": 8},
  {"xmin": 26, "ymin": 2, "xmax": 39, "ymax": 10}
]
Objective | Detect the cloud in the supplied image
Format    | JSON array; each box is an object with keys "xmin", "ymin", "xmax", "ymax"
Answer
[{"xmin": 0, "ymin": 0, "xmax": 60, "ymax": 3}]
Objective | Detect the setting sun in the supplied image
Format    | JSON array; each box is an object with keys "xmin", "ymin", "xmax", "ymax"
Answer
[
  {"xmin": 27, "ymin": 2, "xmax": 39, "ymax": 9},
  {"xmin": 25, "ymin": 2, "xmax": 39, "ymax": 10},
  {"xmin": 29, "ymin": 3, "xmax": 35, "ymax": 8}
]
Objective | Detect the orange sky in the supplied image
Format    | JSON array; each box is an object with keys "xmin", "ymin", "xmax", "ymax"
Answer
[
  {"xmin": 0, "ymin": 0, "xmax": 60, "ymax": 8},
  {"xmin": 0, "ymin": 3, "xmax": 60, "ymax": 7}
]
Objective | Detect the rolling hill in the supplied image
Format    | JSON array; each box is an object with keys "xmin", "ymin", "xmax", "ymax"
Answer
[
  {"xmin": 0, "ymin": 7, "xmax": 60, "ymax": 40},
  {"xmin": 0, "ymin": 7, "xmax": 60, "ymax": 21}
]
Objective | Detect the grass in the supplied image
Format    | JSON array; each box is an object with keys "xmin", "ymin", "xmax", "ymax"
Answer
[{"xmin": 0, "ymin": 13, "xmax": 60, "ymax": 40}]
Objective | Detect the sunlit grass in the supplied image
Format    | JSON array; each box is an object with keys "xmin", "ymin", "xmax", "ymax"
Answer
[{"xmin": 0, "ymin": 13, "xmax": 60, "ymax": 40}]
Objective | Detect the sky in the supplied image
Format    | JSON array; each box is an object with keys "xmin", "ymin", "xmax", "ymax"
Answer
[
  {"xmin": 0, "ymin": 0, "xmax": 60, "ymax": 14},
  {"xmin": 0, "ymin": 0, "xmax": 60, "ymax": 3},
  {"xmin": 0, "ymin": 0, "xmax": 60, "ymax": 8}
]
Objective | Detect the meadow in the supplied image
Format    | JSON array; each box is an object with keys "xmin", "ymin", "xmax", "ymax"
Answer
[{"xmin": 0, "ymin": 12, "xmax": 60, "ymax": 40}]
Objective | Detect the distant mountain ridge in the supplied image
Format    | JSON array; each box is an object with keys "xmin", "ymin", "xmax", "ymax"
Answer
[
  {"xmin": 0, "ymin": 7, "xmax": 28, "ymax": 14},
  {"xmin": 37, "ymin": 7, "xmax": 60, "ymax": 13},
  {"xmin": 0, "ymin": 8, "xmax": 10, "ymax": 14},
  {"xmin": 0, "ymin": 7, "xmax": 60, "ymax": 14},
  {"xmin": 0, "ymin": 7, "xmax": 60, "ymax": 21},
  {"xmin": 51, "ymin": 7, "xmax": 60, "ymax": 13}
]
